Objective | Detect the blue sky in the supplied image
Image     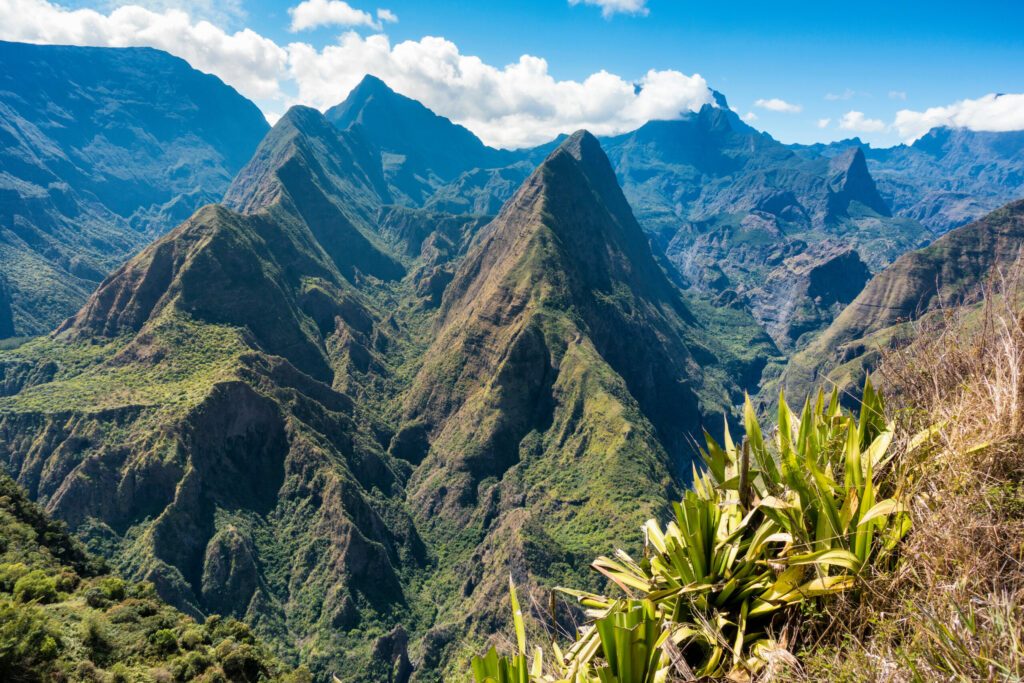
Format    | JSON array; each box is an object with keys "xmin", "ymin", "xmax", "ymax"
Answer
[{"xmin": 10, "ymin": 0, "xmax": 1024, "ymax": 147}]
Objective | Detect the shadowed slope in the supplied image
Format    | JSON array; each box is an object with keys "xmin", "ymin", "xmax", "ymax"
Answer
[
  {"xmin": 780, "ymin": 198, "xmax": 1024, "ymax": 401},
  {"xmin": 326, "ymin": 75, "xmax": 520, "ymax": 206}
]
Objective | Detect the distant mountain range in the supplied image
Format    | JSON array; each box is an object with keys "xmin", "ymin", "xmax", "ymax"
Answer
[
  {"xmin": 0, "ymin": 40, "xmax": 1023, "ymax": 683},
  {"xmin": 793, "ymin": 128, "xmax": 1024, "ymax": 234},
  {"xmin": 0, "ymin": 41, "xmax": 269, "ymax": 336}
]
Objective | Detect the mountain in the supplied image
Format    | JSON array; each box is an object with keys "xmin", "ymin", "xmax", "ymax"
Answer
[
  {"xmin": 0, "ymin": 41, "xmax": 269, "ymax": 337},
  {"xmin": 778, "ymin": 198, "xmax": 1024, "ymax": 401},
  {"xmin": 793, "ymin": 127, "xmax": 1024, "ymax": 234},
  {"xmin": 0, "ymin": 109, "xmax": 776, "ymax": 680},
  {"xmin": 598, "ymin": 103, "xmax": 929, "ymax": 351},
  {"xmin": 394, "ymin": 132, "xmax": 776, "ymax": 671},
  {"xmin": 325, "ymin": 75, "xmax": 525, "ymax": 207},
  {"xmin": 0, "ymin": 471, "xmax": 299, "ymax": 681}
]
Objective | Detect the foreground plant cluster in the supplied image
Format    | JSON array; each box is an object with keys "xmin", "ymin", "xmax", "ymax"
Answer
[{"xmin": 472, "ymin": 382, "xmax": 919, "ymax": 681}]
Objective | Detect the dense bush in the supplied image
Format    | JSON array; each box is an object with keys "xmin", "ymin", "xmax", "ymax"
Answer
[
  {"xmin": 13, "ymin": 569, "xmax": 59, "ymax": 604},
  {"xmin": 0, "ymin": 599, "xmax": 61, "ymax": 679}
]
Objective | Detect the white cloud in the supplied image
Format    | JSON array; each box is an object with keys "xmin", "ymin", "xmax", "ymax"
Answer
[
  {"xmin": 288, "ymin": 0, "xmax": 386, "ymax": 32},
  {"xmin": 817, "ymin": 118, "xmax": 831, "ymax": 128},
  {"xmin": 888, "ymin": 90, "xmax": 907, "ymax": 101},
  {"xmin": 0, "ymin": 0, "xmax": 714, "ymax": 149},
  {"xmin": 742, "ymin": 111, "xmax": 758, "ymax": 122},
  {"xmin": 0, "ymin": 0, "xmax": 288, "ymax": 100},
  {"xmin": 893, "ymin": 93, "xmax": 1024, "ymax": 142},
  {"xmin": 825, "ymin": 88, "xmax": 855, "ymax": 101},
  {"xmin": 287, "ymin": 32, "xmax": 714, "ymax": 147},
  {"xmin": 754, "ymin": 97, "xmax": 802, "ymax": 113},
  {"xmin": 376, "ymin": 8, "xmax": 397, "ymax": 23},
  {"xmin": 839, "ymin": 110, "xmax": 886, "ymax": 133},
  {"xmin": 568, "ymin": 0, "xmax": 649, "ymax": 18}
]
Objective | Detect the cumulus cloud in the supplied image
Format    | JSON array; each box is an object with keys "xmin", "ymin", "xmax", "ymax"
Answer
[
  {"xmin": 754, "ymin": 98, "xmax": 802, "ymax": 113},
  {"xmin": 568, "ymin": 0, "xmax": 649, "ymax": 18},
  {"xmin": 376, "ymin": 8, "xmax": 397, "ymax": 23},
  {"xmin": 893, "ymin": 93, "xmax": 1024, "ymax": 142},
  {"xmin": 0, "ymin": 0, "xmax": 714, "ymax": 148},
  {"xmin": 0, "ymin": 0, "xmax": 288, "ymax": 99},
  {"xmin": 742, "ymin": 111, "xmax": 758, "ymax": 122},
  {"xmin": 839, "ymin": 111, "xmax": 886, "ymax": 133},
  {"xmin": 817, "ymin": 118, "xmax": 831, "ymax": 128},
  {"xmin": 288, "ymin": 0, "xmax": 390, "ymax": 32},
  {"xmin": 287, "ymin": 32, "xmax": 714, "ymax": 147}
]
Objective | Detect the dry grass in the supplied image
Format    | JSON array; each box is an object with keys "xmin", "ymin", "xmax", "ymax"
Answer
[{"xmin": 796, "ymin": 269, "xmax": 1024, "ymax": 682}]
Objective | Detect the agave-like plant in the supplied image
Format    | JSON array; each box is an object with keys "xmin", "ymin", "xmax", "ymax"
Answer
[{"xmin": 472, "ymin": 383, "xmax": 916, "ymax": 681}]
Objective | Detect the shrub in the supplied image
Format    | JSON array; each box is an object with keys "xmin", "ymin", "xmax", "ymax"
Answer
[
  {"xmin": 171, "ymin": 649, "xmax": 213, "ymax": 680},
  {"xmin": 180, "ymin": 627, "xmax": 209, "ymax": 651},
  {"xmin": 97, "ymin": 576, "xmax": 127, "ymax": 601},
  {"xmin": 13, "ymin": 570, "xmax": 59, "ymax": 604},
  {"xmin": 472, "ymin": 382, "xmax": 917, "ymax": 680},
  {"xmin": 150, "ymin": 628, "xmax": 180, "ymax": 656},
  {"xmin": 54, "ymin": 569, "xmax": 79, "ymax": 593},
  {"xmin": 0, "ymin": 599, "xmax": 61, "ymax": 679},
  {"xmin": 84, "ymin": 586, "xmax": 110, "ymax": 609},
  {"xmin": 0, "ymin": 563, "xmax": 29, "ymax": 592},
  {"xmin": 218, "ymin": 642, "xmax": 266, "ymax": 683}
]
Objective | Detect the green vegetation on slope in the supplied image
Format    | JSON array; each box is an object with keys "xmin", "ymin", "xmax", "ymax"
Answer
[{"xmin": 0, "ymin": 471, "xmax": 304, "ymax": 682}]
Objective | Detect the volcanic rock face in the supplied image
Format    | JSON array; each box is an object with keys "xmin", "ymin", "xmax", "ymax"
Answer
[
  {"xmin": 0, "ymin": 41, "xmax": 269, "ymax": 336},
  {"xmin": 780, "ymin": 198, "xmax": 1024, "ymax": 401},
  {"xmin": 744, "ymin": 245, "xmax": 872, "ymax": 351}
]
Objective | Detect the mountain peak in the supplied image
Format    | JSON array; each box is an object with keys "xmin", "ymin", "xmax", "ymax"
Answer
[
  {"xmin": 325, "ymin": 73, "xmax": 516, "ymax": 203},
  {"xmin": 557, "ymin": 129, "xmax": 601, "ymax": 160},
  {"xmin": 827, "ymin": 146, "xmax": 891, "ymax": 217}
]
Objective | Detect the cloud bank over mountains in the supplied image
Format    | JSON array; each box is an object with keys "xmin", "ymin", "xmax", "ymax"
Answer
[
  {"xmin": 1, "ymin": 0, "xmax": 1021, "ymax": 147},
  {"xmin": 0, "ymin": 0, "xmax": 712, "ymax": 147}
]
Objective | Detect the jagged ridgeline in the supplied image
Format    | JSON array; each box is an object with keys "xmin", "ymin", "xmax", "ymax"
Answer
[
  {"xmin": 600, "ymin": 101, "xmax": 931, "ymax": 352},
  {"xmin": 0, "ymin": 90, "xmax": 775, "ymax": 681}
]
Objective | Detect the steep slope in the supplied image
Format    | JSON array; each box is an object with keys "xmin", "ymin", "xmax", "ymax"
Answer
[
  {"xmin": 0, "ymin": 472, "xmax": 299, "ymax": 681},
  {"xmin": 779, "ymin": 198, "xmax": 1024, "ymax": 401},
  {"xmin": 394, "ymin": 131, "xmax": 777, "ymax": 672},
  {"xmin": 599, "ymin": 103, "xmax": 928, "ymax": 350},
  {"xmin": 795, "ymin": 128, "xmax": 1024, "ymax": 234},
  {"xmin": 223, "ymin": 105, "xmax": 403, "ymax": 282},
  {"xmin": 325, "ymin": 75, "xmax": 522, "ymax": 207},
  {"xmin": 0, "ymin": 40, "xmax": 269, "ymax": 336}
]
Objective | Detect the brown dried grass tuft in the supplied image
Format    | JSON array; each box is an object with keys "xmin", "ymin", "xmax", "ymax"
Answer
[{"xmin": 797, "ymin": 267, "xmax": 1024, "ymax": 682}]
